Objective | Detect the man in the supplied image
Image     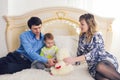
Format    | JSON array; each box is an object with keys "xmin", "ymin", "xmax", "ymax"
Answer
[{"xmin": 0, "ymin": 17, "xmax": 55, "ymax": 74}]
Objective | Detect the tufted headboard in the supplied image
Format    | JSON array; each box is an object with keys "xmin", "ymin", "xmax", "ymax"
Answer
[{"xmin": 4, "ymin": 7, "xmax": 113, "ymax": 52}]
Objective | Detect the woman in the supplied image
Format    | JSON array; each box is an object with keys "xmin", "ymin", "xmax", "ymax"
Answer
[{"xmin": 64, "ymin": 13, "xmax": 120, "ymax": 80}]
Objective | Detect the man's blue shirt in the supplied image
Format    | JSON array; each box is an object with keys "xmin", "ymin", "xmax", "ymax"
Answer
[{"xmin": 16, "ymin": 30, "xmax": 48, "ymax": 63}]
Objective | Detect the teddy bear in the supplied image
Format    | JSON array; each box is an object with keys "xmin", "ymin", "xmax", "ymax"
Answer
[{"xmin": 50, "ymin": 48, "xmax": 74, "ymax": 75}]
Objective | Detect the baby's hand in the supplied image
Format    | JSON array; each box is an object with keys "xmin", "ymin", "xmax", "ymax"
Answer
[{"xmin": 53, "ymin": 59, "xmax": 57, "ymax": 64}]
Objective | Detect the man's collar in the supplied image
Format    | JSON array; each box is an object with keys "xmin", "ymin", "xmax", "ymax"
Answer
[{"xmin": 30, "ymin": 30, "xmax": 43, "ymax": 40}]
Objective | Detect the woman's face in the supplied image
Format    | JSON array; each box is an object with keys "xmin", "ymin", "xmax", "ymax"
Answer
[{"xmin": 80, "ymin": 19, "xmax": 89, "ymax": 33}]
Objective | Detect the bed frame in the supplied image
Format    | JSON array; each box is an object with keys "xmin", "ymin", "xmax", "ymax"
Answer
[{"xmin": 4, "ymin": 7, "xmax": 113, "ymax": 52}]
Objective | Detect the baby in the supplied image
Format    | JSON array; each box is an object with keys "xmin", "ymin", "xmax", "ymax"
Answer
[{"xmin": 31, "ymin": 33, "xmax": 58, "ymax": 71}]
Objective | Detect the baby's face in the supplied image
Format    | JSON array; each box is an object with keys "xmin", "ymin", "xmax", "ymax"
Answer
[{"xmin": 45, "ymin": 39, "xmax": 54, "ymax": 48}]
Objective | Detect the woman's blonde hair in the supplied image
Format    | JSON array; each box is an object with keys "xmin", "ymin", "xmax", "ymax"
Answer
[{"xmin": 79, "ymin": 13, "xmax": 97, "ymax": 42}]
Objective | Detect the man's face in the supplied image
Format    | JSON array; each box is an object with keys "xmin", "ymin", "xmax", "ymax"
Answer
[{"xmin": 31, "ymin": 24, "xmax": 42, "ymax": 35}]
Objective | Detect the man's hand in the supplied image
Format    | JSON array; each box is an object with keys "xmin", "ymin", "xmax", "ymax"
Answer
[{"xmin": 48, "ymin": 59, "xmax": 56, "ymax": 66}]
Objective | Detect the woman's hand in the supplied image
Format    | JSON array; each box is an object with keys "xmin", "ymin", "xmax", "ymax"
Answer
[
  {"xmin": 63, "ymin": 57, "xmax": 76, "ymax": 64},
  {"xmin": 63, "ymin": 55, "xmax": 86, "ymax": 65}
]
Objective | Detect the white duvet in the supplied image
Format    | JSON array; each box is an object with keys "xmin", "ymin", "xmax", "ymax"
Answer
[{"xmin": 0, "ymin": 63, "xmax": 94, "ymax": 80}]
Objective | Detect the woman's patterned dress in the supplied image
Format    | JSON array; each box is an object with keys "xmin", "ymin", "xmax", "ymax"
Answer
[{"xmin": 77, "ymin": 32, "xmax": 119, "ymax": 78}]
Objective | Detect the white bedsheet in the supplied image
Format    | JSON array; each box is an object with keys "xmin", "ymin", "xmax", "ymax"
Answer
[{"xmin": 0, "ymin": 63, "xmax": 94, "ymax": 80}]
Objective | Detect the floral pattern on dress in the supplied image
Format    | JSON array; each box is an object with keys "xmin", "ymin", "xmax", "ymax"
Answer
[{"xmin": 77, "ymin": 32, "xmax": 119, "ymax": 78}]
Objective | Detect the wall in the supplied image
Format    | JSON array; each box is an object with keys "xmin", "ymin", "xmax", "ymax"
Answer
[
  {"xmin": 0, "ymin": 0, "xmax": 8, "ymax": 57},
  {"xmin": 8, "ymin": 0, "xmax": 92, "ymax": 16},
  {"xmin": 92, "ymin": 0, "xmax": 120, "ymax": 18}
]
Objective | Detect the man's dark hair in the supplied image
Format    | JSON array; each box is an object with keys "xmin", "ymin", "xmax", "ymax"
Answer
[{"xmin": 27, "ymin": 17, "xmax": 42, "ymax": 29}]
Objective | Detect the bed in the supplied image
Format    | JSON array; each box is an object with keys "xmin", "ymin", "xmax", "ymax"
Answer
[{"xmin": 1, "ymin": 7, "xmax": 114, "ymax": 80}]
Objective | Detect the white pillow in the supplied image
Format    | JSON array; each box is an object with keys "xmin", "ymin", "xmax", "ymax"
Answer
[{"xmin": 54, "ymin": 36, "xmax": 79, "ymax": 57}]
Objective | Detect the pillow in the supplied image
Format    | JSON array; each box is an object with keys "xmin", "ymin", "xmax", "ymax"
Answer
[{"xmin": 54, "ymin": 36, "xmax": 79, "ymax": 57}]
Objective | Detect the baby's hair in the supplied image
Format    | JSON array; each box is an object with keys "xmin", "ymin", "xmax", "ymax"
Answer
[{"xmin": 44, "ymin": 33, "xmax": 54, "ymax": 41}]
